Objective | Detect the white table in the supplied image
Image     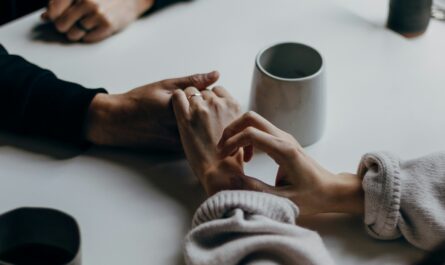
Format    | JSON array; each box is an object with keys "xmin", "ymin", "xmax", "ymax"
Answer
[{"xmin": 1, "ymin": 0, "xmax": 444, "ymax": 264}]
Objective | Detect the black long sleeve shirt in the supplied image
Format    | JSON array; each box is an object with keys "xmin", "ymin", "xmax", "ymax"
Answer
[
  {"xmin": 0, "ymin": 0, "xmax": 189, "ymax": 26},
  {"xmin": 0, "ymin": 44, "xmax": 106, "ymax": 144}
]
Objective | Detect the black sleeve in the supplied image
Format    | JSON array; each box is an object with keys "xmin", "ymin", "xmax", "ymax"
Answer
[
  {"xmin": 150, "ymin": 0, "xmax": 192, "ymax": 12},
  {"xmin": 0, "ymin": 44, "xmax": 107, "ymax": 145}
]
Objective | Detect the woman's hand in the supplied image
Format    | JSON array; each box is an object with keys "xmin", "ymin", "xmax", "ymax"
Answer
[
  {"xmin": 84, "ymin": 71, "xmax": 219, "ymax": 150},
  {"xmin": 218, "ymin": 111, "xmax": 364, "ymax": 215},
  {"xmin": 171, "ymin": 86, "xmax": 250, "ymax": 196},
  {"xmin": 42, "ymin": 0, "xmax": 155, "ymax": 42}
]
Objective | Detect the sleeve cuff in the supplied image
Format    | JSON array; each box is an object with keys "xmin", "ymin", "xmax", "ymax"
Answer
[
  {"xmin": 192, "ymin": 190, "xmax": 299, "ymax": 228},
  {"xmin": 358, "ymin": 152, "xmax": 402, "ymax": 240},
  {"xmin": 22, "ymin": 72, "xmax": 107, "ymax": 146}
]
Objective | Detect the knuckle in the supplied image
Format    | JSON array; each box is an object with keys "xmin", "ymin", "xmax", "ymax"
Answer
[
  {"xmin": 209, "ymin": 97, "xmax": 221, "ymax": 107},
  {"xmin": 172, "ymin": 90, "xmax": 182, "ymax": 101},
  {"xmin": 188, "ymin": 74, "xmax": 202, "ymax": 85},
  {"xmin": 284, "ymin": 145, "xmax": 302, "ymax": 159},
  {"xmin": 101, "ymin": 17, "xmax": 112, "ymax": 27},
  {"xmin": 67, "ymin": 33, "xmax": 79, "ymax": 41},
  {"xmin": 55, "ymin": 21, "xmax": 67, "ymax": 32},
  {"xmin": 243, "ymin": 127, "xmax": 256, "ymax": 138},
  {"xmin": 197, "ymin": 106, "xmax": 210, "ymax": 117},
  {"xmin": 222, "ymin": 127, "xmax": 232, "ymax": 138},
  {"xmin": 229, "ymin": 101, "xmax": 241, "ymax": 112},
  {"xmin": 243, "ymin": 111, "xmax": 257, "ymax": 122},
  {"xmin": 86, "ymin": 1, "xmax": 99, "ymax": 12},
  {"xmin": 184, "ymin": 86, "xmax": 197, "ymax": 94}
]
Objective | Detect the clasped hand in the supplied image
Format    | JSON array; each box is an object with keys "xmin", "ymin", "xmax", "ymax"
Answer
[{"xmin": 173, "ymin": 89, "xmax": 364, "ymax": 215}]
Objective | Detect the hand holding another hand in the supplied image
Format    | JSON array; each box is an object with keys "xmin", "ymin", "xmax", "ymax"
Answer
[{"xmin": 84, "ymin": 71, "xmax": 219, "ymax": 151}]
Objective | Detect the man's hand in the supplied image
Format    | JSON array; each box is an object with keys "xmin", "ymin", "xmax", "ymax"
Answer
[
  {"xmin": 42, "ymin": 0, "xmax": 155, "ymax": 42},
  {"xmin": 84, "ymin": 71, "xmax": 219, "ymax": 151}
]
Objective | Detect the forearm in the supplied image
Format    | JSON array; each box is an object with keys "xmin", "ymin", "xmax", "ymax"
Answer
[{"xmin": 322, "ymin": 173, "xmax": 364, "ymax": 215}]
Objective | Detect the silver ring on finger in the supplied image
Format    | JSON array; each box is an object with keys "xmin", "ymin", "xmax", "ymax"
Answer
[{"xmin": 187, "ymin": 92, "xmax": 203, "ymax": 100}]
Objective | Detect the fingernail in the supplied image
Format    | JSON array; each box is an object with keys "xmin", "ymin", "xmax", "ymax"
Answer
[{"xmin": 206, "ymin": 71, "xmax": 219, "ymax": 80}]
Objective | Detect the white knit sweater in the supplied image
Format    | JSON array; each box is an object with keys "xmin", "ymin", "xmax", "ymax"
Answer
[{"xmin": 184, "ymin": 152, "xmax": 445, "ymax": 265}]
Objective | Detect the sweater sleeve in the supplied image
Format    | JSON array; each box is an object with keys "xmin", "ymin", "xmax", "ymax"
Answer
[
  {"xmin": 0, "ymin": 45, "xmax": 107, "ymax": 144},
  {"xmin": 358, "ymin": 152, "xmax": 445, "ymax": 250},
  {"xmin": 184, "ymin": 191, "xmax": 335, "ymax": 265}
]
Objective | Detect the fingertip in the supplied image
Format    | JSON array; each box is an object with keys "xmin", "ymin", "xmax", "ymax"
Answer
[
  {"xmin": 207, "ymin": 70, "xmax": 220, "ymax": 81},
  {"xmin": 41, "ymin": 12, "xmax": 49, "ymax": 21}
]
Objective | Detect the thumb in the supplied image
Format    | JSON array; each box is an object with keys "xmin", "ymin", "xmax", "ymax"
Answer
[
  {"xmin": 243, "ymin": 175, "xmax": 284, "ymax": 196},
  {"xmin": 168, "ymin": 71, "xmax": 220, "ymax": 90},
  {"xmin": 46, "ymin": 0, "xmax": 73, "ymax": 20}
]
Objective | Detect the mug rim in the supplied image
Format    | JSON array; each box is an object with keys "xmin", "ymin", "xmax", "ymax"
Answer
[{"xmin": 255, "ymin": 42, "xmax": 324, "ymax": 82}]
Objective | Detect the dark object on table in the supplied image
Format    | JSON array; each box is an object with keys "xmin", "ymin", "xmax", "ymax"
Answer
[
  {"xmin": 387, "ymin": 0, "xmax": 432, "ymax": 38},
  {"xmin": 0, "ymin": 208, "xmax": 81, "ymax": 265},
  {"xmin": 0, "ymin": 0, "xmax": 47, "ymax": 26}
]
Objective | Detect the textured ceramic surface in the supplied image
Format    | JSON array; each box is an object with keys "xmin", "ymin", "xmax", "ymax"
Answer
[{"xmin": 250, "ymin": 42, "xmax": 326, "ymax": 146}]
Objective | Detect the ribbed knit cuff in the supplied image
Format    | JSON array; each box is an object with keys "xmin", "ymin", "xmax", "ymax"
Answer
[
  {"xmin": 358, "ymin": 152, "xmax": 402, "ymax": 240},
  {"xmin": 192, "ymin": 191, "xmax": 299, "ymax": 228}
]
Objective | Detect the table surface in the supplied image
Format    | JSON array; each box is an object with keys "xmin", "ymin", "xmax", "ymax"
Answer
[{"xmin": 1, "ymin": 0, "xmax": 445, "ymax": 264}]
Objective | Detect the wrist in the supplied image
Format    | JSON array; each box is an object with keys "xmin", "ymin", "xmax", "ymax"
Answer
[
  {"xmin": 83, "ymin": 93, "xmax": 120, "ymax": 145},
  {"xmin": 201, "ymin": 156, "xmax": 245, "ymax": 196},
  {"xmin": 322, "ymin": 173, "xmax": 364, "ymax": 215}
]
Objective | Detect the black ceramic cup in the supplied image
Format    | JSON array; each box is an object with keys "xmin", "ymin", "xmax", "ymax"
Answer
[
  {"xmin": 387, "ymin": 0, "xmax": 432, "ymax": 37},
  {"xmin": 0, "ymin": 208, "xmax": 81, "ymax": 265}
]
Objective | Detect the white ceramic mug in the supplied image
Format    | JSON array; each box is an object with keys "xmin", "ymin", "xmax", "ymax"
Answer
[{"xmin": 249, "ymin": 42, "xmax": 326, "ymax": 147}]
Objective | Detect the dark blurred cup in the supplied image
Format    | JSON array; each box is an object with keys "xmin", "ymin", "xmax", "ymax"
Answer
[
  {"xmin": 387, "ymin": 0, "xmax": 432, "ymax": 38},
  {"xmin": 0, "ymin": 208, "xmax": 81, "ymax": 265}
]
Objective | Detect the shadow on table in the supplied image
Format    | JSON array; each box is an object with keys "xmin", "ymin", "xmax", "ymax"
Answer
[
  {"xmin": 84, "ymin": 146, "xmax": 205, "ymax": 265},
  {"xmin": 0, "ymin": 131, "xmax": 205, "ymax": 214},
  {"xmin": 0, "ymin": 132, "xmax": 83, "ymax": 159},
  {"xmin": 30, "ymin": 23, "xmax": 71, "ymax": 44},
  {"xmin": 0, "ymin": 132, "xmax": 202, "ymax": 265},
  {"xmin": 299, "ymin": 214, "xmax": 425, "ymax": 264}
]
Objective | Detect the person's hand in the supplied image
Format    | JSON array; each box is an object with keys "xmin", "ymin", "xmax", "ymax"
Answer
[
  {"xmin": 171, "ymin": 86, "xmax": 251, "ymax": 196},
  {"xmin": 217, "ymin": 111, "xmax": 364, "ymax": 215},
  {"xmin": 83, "ymin": 71, "xmax": 219, "ymax": 150},
  {"xmin": 42, "ymin": 0, "xmax": 155, "ymax": 42}
]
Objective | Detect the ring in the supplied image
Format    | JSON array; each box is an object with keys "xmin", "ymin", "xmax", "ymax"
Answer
[
  {"xmin": 187, "ymin": 92, "xmax": 203, "ymax": 100},
  {"xmin": 76, "ymin": 21, "xmax": 90, "ymax": 32}
]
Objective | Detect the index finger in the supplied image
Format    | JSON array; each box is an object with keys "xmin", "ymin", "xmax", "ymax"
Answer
[
  {"xmin": 172, "ymin": 89, "xmax": 190, "ymax": 121},
  {"xmin": 167, "ymin": 71, "xmax": 219, "ymax": 90},
  {"xmin": 46, "ymin": 0, "xmax": 74, "ymax": 21},
  {"xmin": 218, "ymin": 111, "xmax": 282, "ymax": 147},
  {"xmin": 212, "ymin": 86, "xmax": 234, "ymax": 100},
  {"xmin": 218, "ymin": 127, "xmax": 287, "ymax": 164}
]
